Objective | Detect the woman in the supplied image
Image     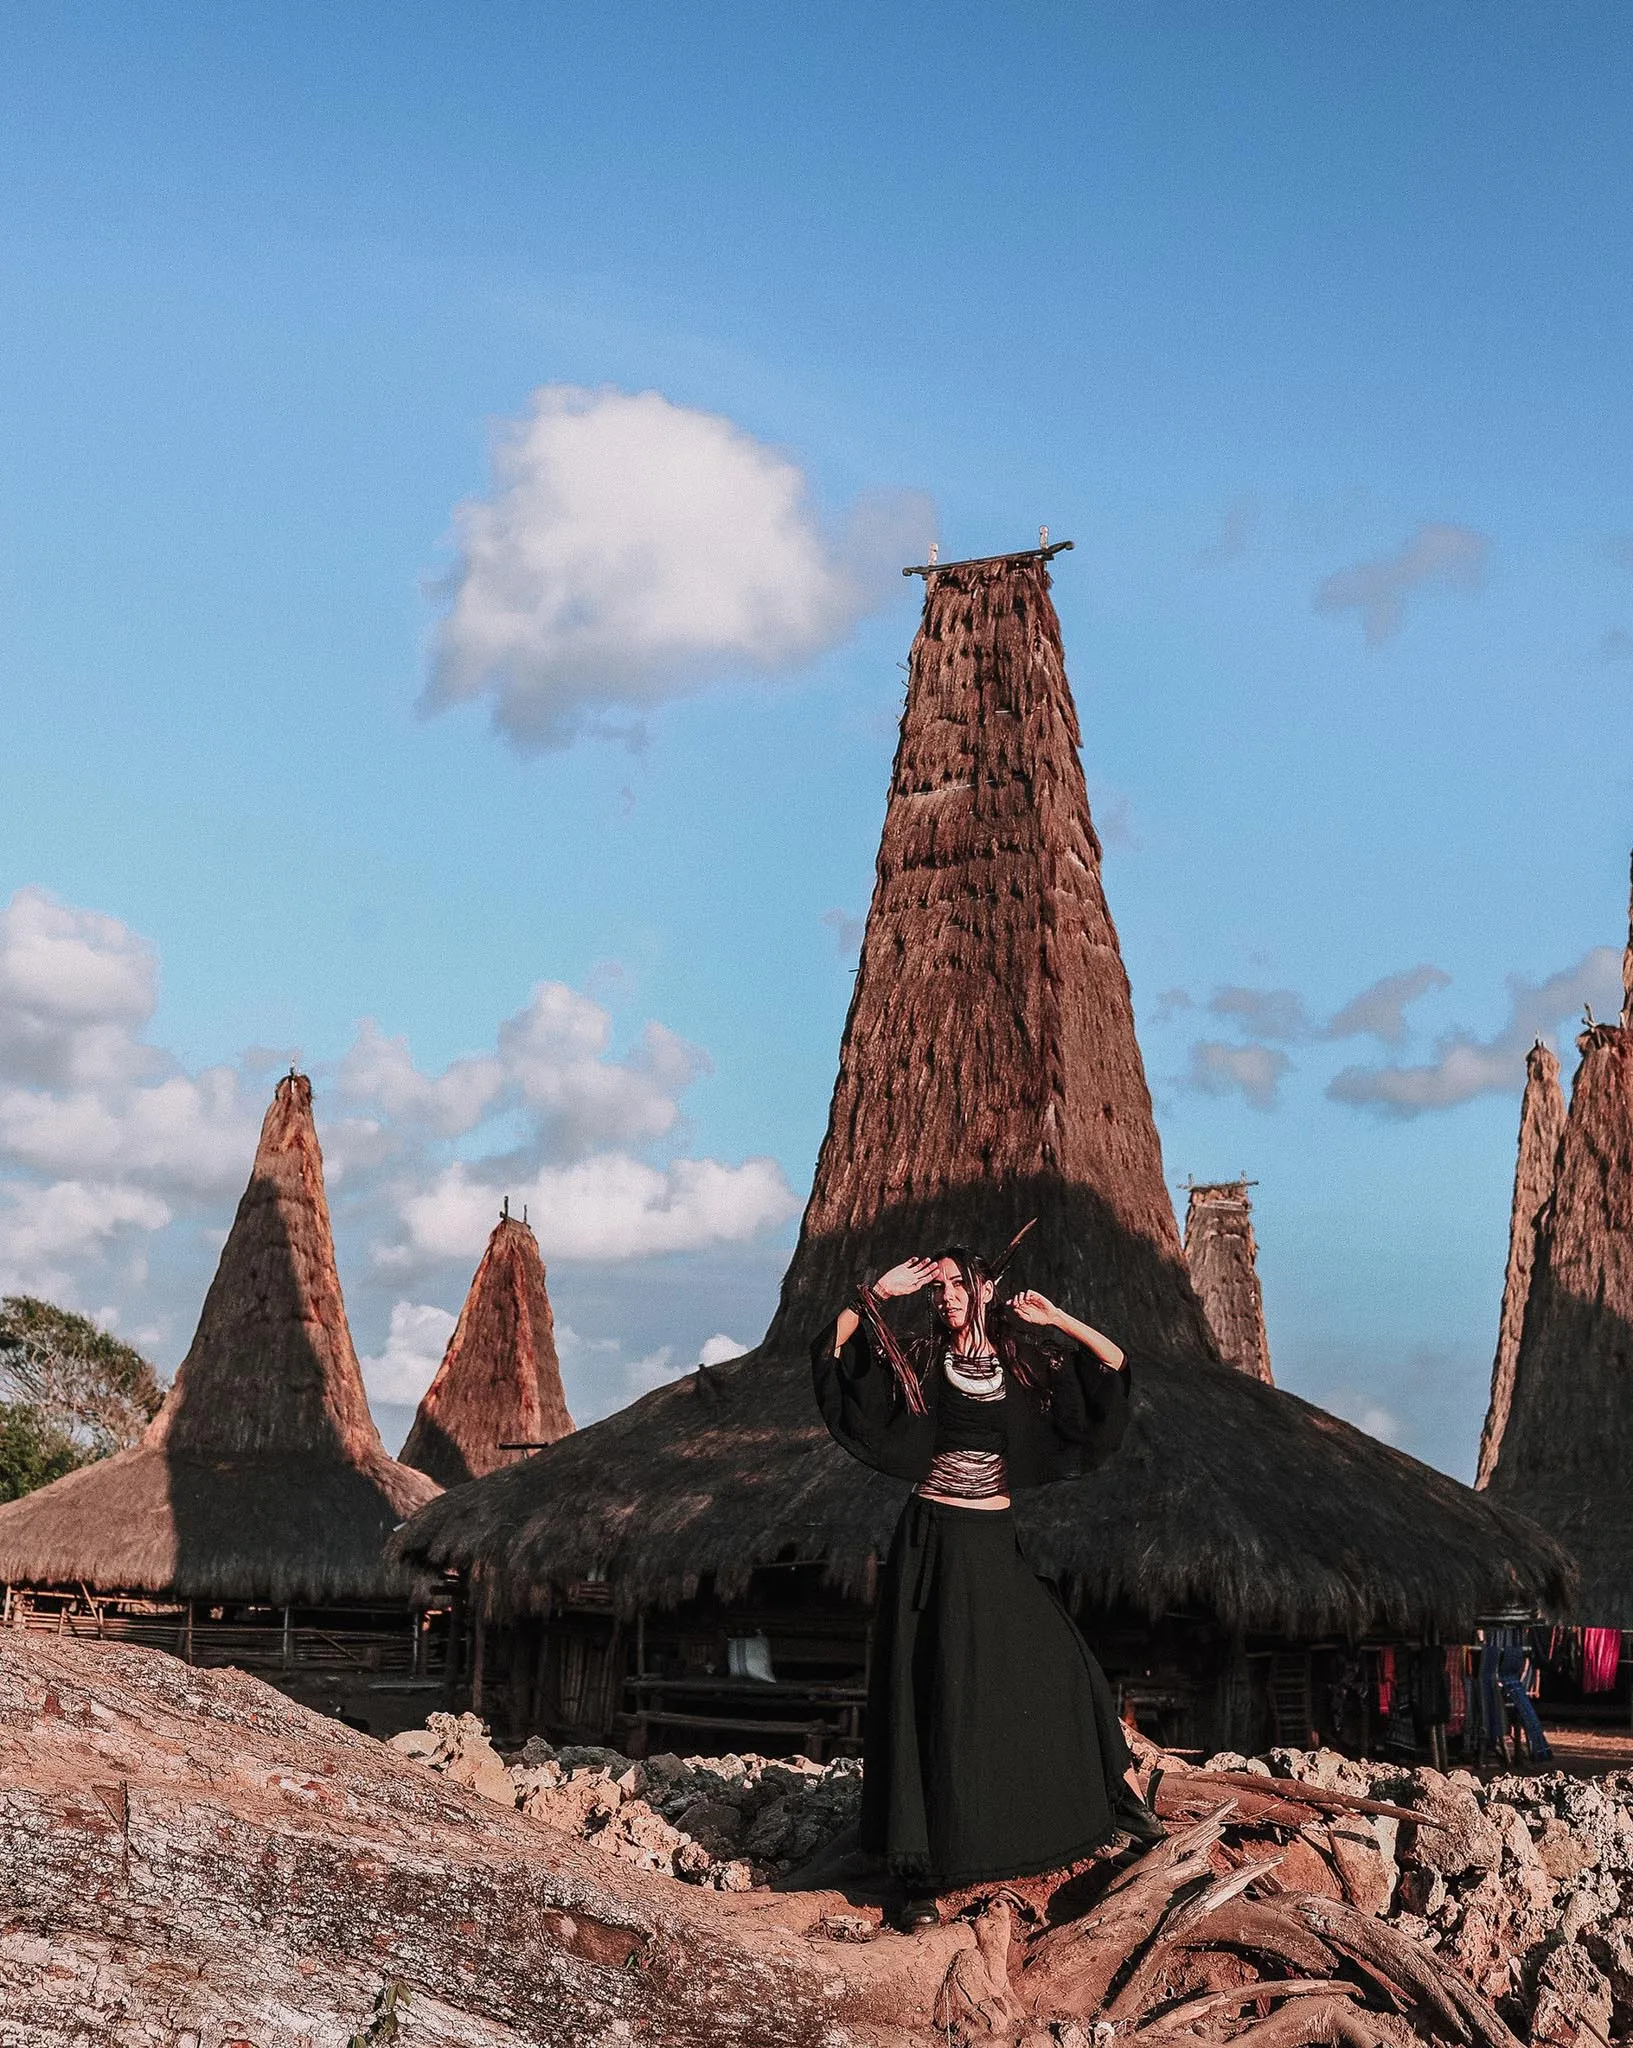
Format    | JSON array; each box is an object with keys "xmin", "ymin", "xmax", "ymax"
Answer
[{"xmin": 812, "ymin": 1241, "xmax": 1160, "ymax": 1928}]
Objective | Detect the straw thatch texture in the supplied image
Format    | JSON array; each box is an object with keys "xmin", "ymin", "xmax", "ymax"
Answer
[
  {"xmin": 1183, "ymin": 1182, "xmax": 1273, "ymax": 1383},
  {"xmin": 1474, "ymin": 1041, "xmax": 1565, "ymax": 1490},
  {"xmin": 401, "ymin": 1213, "xmax": 573, "ymax": 1488},
  {"xmin": 393, "ymin": 1335, "xmax": 1571, "ymax": 1636},
  {"xmin": 760, "ymin": 553, "xmax": 1217, "ymax": 1362},
  {"xmin": 1486, "ymin": 1014, "xmax": 1633, "ymax": 1621},
  {"xmin": 395, "ymin": 553, "xmax": 1571, "ymax": 1638},
  {"xmin": 0, "ymin": 1074, "xmax": 439, "ymax": 1603}
]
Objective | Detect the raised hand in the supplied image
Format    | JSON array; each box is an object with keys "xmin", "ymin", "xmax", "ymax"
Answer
[
  {"xmin": 873, "ymin": 1257, "xmax": 938, "ymax": 1300},
  {"xmin": 1010, "ymin": 1289, "xmax": 1059, "ymax": 1327}
]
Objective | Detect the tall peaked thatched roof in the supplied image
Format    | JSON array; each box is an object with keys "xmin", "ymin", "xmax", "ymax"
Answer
[
  {"xmin": 1475, "ymin": 1041, "xmax": 1565, "ymax": 1490},
  {"xmin": 0, "ymin": 1074, "xmax": 440, "ymax": 1604},
  {"xmin": 1486, "ymin": 988, "xmax": 1633, "ymax": 1620},
  {"xmin": 761, "ymin": 548, "xmax": 1216, "ymax": 1361},
  {"xmin": 400, "ymin": 1212, "xmax": 573, "ymax": 1489},
  {"xmin": 395, "ymin": 549, "xmax": 1570, "ymax": 1638},
  {"xmin": 1183, "ymin": 1181, "xmax": 1273, "ymax": 1384}
]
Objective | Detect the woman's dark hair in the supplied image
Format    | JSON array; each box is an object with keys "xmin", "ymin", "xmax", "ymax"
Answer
[{"xmin": 929, "ymin": 1244, "xmax": 1042, "ymax": 1386}]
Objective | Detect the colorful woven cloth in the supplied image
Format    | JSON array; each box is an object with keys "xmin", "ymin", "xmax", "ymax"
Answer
[{"xmin": 1583, "ymin": 1626, "xmax": 1621, "ymax": 1694}]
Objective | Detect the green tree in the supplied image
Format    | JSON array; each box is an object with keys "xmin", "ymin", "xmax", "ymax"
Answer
[
  {"xmin": 0, "ymin": 1297, "xmax": 163, "ymax": 1461},
  {"xmin": 0, "ymin": 1402, "xmax": 85, "ymax": 1503}
]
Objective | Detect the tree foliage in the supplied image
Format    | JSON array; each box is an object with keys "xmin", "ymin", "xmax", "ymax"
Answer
[
  {"xmin": 0, "ymin": 1297, "xmax": 164, "ymax": 1470},
  {"xmin": 0, "ymin": 1403, "xmax": 85, "ymax": 1503}
]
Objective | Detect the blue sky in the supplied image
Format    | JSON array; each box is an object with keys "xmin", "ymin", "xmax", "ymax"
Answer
[{"xmin": 2, "ymin": 3, "xmax": 1631, "ymax": 1475}]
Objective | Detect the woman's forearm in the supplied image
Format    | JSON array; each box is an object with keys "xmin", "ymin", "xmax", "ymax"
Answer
[
  {"xmin": 1051, "ymin": 1309, "xmax": 1125, "ymax": 1371},
  {"xmin": 833, "ymin": 1305, "xmax": 861, "ymax": 1354}
]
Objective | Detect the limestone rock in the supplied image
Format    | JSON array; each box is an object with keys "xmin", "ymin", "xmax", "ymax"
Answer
[
  {"xmin": 1531, "ymin": 1940, "xmax": 1613, "ymax": 2048},
  {"xmin": 1540, "ymin": 1817, "xmax": 1601, "ymax": 1884},
  {"xmin": 1403, "ymin": 1772, "xmax": 1503, "ymax": 1878}
]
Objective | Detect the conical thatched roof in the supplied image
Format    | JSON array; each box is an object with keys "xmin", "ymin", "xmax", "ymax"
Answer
[
  {"xmin": 400, "ymin": 1212, "xmax": 573, "ymax": 1489},
  {"xmin": 396, "ymin": 549, "xmax": 1570, "ymax": 1638},
  {"xmin": 1475, "ymin": 1041, "xmax": 1565, "ymax": 1490},
  {"xmin": 0, "ymin": 1074, "xmax": 440, "ymax": 1604},
  {"xmin": 762, "ymin": 550, "xmax": 1215, "ymax": 1359},
  {"xmin": 1485, "ymin": 984, "xmax": 1633, "ymax": 1620},
  {"xmin": 1183, "ymin": 1181, "xmax": 1273, "ymax": 1384}
]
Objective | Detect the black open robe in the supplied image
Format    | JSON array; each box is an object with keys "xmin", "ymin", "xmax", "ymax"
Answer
[{"xmin": 813, "ymin": 1312, "xmax": 1134, "ymax": 1887}]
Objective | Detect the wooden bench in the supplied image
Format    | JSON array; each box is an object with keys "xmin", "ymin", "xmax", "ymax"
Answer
[{"xmin": 616, "ymin": 1676, "xmax": 866, "ymax": 1762}]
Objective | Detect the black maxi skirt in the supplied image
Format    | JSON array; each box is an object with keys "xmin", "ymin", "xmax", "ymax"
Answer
[{"xmin": 861, "ymin": 1495, "xmax": 1133, "ymax": 1889}]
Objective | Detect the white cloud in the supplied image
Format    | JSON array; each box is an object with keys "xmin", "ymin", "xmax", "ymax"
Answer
[
  {"xmin": 1323, "ymin": 966, "xmax": 1452, "ymax": 1047},
  {"xmin": 0, "ymin": 888, "xmax": 160, "ymax": 1089},
  {"xmin": 359, "ymin": 1300, "xmax": 457, "ymax": 1408},
  {"xmin": 0, "ymin": 886, "xmax": 794, "ymax": 1423},
  {"xmin": 0, "ymin": 1179, "xmax": 171, "ymax": 1297},
  {"xmin": 423, "ymin": 384, "xmax": 935, "ymax": 749},
  {"xmin": 821, "ymin": 908, "xmax": 865, "ymax": 959},
  {"xmin": 1324, "ymin": 1391, "xmax": 1405, "ymax": 1446},
  {"xmin": 339, "ymin": 983, "xmax": 703, "ymax": 1160},
  {"xmin": 383, "ymin": 1153, "xmax": 796, "ymax": 1270},
  {"xmin": 1315, "ymin": 523, "xmax": 1490, "ymax": 645},
  {"xmin": 1185, "ymin": 1041, "xmax": 1291, "ymax": 1111},
  {"xmin": 1208, "ymin": 986, "xmax": 1310, "ymax": 1042},
  {"xmin": 1328, "ymin": 947, "xmax": 1621, "ymax": 1116},
  {"xmin": 699, "ymin": 1332, "xmax": 750, "ymax": 1365}
]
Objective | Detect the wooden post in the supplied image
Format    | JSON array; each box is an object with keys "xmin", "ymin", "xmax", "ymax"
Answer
[
  {"xmin": 281, "ymin": 1606, "xmax": 293, "ymax": 1671},
  {"xmin": 410, "ymin": 1611, "xmax": 423, "ymax": 1678},
  {"xmin": 183, "ymin": 1601, "xmax": 195, "ymax": 1665},
  {"xmin": 442, "ymin": 1578, "xmax": 465, "ymax": 1708},
  {"xmin": 469, "ymin": 1564, "xmax": 486, "ymax": 1716}
]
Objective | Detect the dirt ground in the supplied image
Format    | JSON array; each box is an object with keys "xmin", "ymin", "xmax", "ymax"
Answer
[{"xmin": 1541, "ymin": 1721, "xmax": 1633, "ymax": 1776}]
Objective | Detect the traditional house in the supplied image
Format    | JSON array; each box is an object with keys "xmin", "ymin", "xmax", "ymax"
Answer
[
  {"xmin": 0, "ymin": 1074, "xmax": 442, "ymax": 1720},
  {"xmin": 1182, "ymin": 1181, "xmax": 1273, "ymax": 1384},
  {"xmin": 1484, "ymin": 867, "xmax": 1633, "ymax": 1628},
  {"xmin": 401, "ymin": 1208, "xmax": 574, "ymax": 1489},
  {"xmin": 396, "ymin": 545, "xmax": 1570, "ymax": 1758},
  {"xmin": 1475, "ymin": 1041, "xmax": 1566, "ymax": 1490}
]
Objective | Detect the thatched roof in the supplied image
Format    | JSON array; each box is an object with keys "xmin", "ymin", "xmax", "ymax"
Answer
[
  {"xmin": 1183, "ymin": 1182, "xmax": 1273, "ymax": 1384},
  {"xmin": 1475, "ymin": 1041, "xmax": 1565, "ymax": 1490},
  {"xmin": 0, "ymin": 1075, "xmax": 440, "ymax": 1604},
  {"xmin": 401, "ymin": 1212, "xmax": 574, "ymax": 1489},
  {"xmin": 760, "ymin": 548, "xmax": 1218, "ymax": 1362},
  {"xmin": 395, "ymin": 549, "xmax": 1571, "ymax": 1638},
  {"xmin": 395, "ymin": 1335, "xmax": 1570, "ymax": 1636},
  {"xmin": 1485, "ymin": 996, "xmax": 1633, "ymax": 1621}
]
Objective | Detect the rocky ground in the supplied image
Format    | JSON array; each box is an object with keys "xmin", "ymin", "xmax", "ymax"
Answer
[
  {"xmin": 395, "ymin": 1712, "xmax": 1633, "ymax": 2047},
  {"xmin": 5, "ymin": 1632, "xmax": 1631, "ymax": 2048}
]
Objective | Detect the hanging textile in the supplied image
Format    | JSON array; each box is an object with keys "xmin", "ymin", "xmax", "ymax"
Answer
[
  {"xmin": 1375, "ymin": 1646, "xmax": 1396, "ymax": 1716},
  {"xmin": 1583, "ymin": 1626, "xmax": 1621, "ymax": 1694},
  {"xmin": 1445, "ymin": 1647, "xmax": 1467, "ymax": 1735}
]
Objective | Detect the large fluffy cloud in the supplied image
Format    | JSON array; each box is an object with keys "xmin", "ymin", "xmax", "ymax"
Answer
[
  {"xmin": 0, "ymin": 888, "xmax": 799, "ymax": 1414},
  {"xmin": 423, "ymin": 385, "xmax": 935, "ymax": 748}
]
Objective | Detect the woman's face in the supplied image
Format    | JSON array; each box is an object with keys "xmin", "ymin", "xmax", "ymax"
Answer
[{"xmin": 929, "ymin": 1257, "xmax": 991, "ymax": 1332}]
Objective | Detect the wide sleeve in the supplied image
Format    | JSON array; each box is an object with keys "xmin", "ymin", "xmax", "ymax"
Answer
[
  {"xmin": 1041, "ymin": 1336, "xmax": 1133, "ymax": 1469},
  {"xmin": 810, "ymin": 1316, "xmax": 934, "ymax": 1482}
]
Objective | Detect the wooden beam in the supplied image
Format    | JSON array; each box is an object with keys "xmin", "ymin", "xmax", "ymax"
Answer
[{"xmin": 903, "ymin": 539, "xmax": 1074, "ymax": 579}]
